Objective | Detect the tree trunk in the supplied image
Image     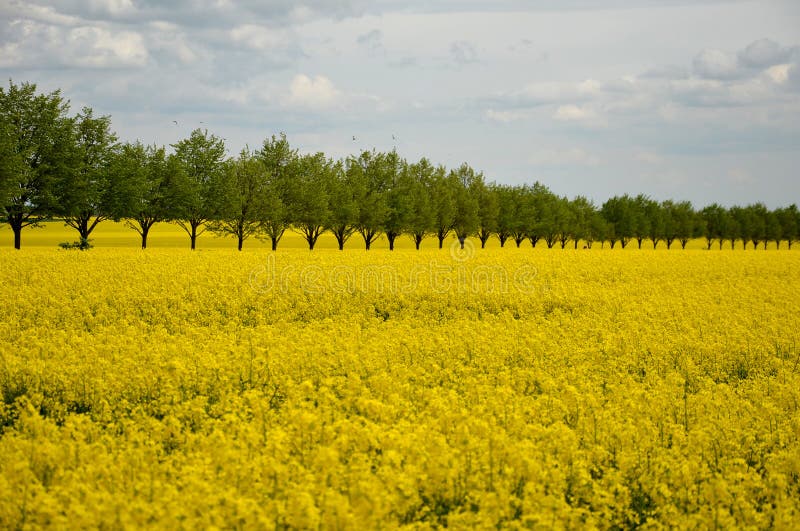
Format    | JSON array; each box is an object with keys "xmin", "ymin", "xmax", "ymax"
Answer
[
  {"xmin": 238, "ymin": 235, "xmax": 244, "ymax": 251},
  {"xmin": 190, "ymin": 226, "xmax": 197, "ymax": 250},
  {"xmin": 12, "ymin": 223, "xmax": 21, "ymax": 250},
  {"xmin": 499, "ymin": 235, "xmax": 508, "ymax": 247},
  {"xmin": 271, "ymin": 238, "xmax": 278, "ymax": 251},
  {"xmin": 437, "ymin": 235, "xmax": 445, "ymax": 249},
  {"xmin": 459, "ymin": 237, "xmax": 465, "ymax": 249},
  {"xmin": 610, "ymin": 240, "xmax": 617, "ymax": 249},
  {"xmin": 413, "ymin": 234, "xmax": 423, "ymax": 250},
  {"xmin": 141, "ymin": 226, "xmax": 150, "ymax": 249},
  {"xmin": 637, "ymin": 238, "xmax": 643, "ymax": 249},
  {"xmin": 387, "ymin": 232, "xmax": 397, "ymax": 250}
]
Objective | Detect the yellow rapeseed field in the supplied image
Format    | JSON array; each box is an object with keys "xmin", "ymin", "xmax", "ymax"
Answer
[{"xmin": 1, "ymin": 234, "xmax": 799, "ymax": 528}]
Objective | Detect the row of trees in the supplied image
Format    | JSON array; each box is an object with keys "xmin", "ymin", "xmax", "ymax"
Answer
[{"xmin": 2, "ymin": 80, "xmax": 799, "ymax": 251}]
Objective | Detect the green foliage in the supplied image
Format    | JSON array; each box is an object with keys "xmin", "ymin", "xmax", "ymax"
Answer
[
  {"xmin": 0, "ymin": 80, "xmax": 73, "ymax": 248},
  {"xmin": 3, "ymin": 78, "xmax": 799, "ymax": 252}
]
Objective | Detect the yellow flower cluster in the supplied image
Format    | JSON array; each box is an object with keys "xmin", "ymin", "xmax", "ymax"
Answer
[{"xmin": 1, "ymin": 247, "xmax": 799, "ymax": 528}]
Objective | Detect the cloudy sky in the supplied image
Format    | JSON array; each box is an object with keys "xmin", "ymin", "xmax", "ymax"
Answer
[{"xmin": 2, "ymin": 0, "xmax": 799, "ymax": 207}]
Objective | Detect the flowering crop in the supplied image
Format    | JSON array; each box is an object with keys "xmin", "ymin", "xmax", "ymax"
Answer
[{"xmin": 1, "ymin": 246, "xmax": 799, "ymax": 528}]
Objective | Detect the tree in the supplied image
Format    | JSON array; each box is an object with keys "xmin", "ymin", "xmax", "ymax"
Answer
[
  {"xmin": 349, "ymin": 150, "xmax": 389, "ymax": 250},
  {"xmin": 291, "ymin": 152, "xmax": 332, "ymax": 250},
  {"xmin": 511, "ymin": 186, "xmax": 530, "ymax": 247},
  {"xmin": 326, "ymin": 160, "xmax": 359, "ymax": 250},
  {"xmin": 404, "ymin": 158, "xmax": 436, "ymax": 250},
  {"xmin": 776, "ymin": 205, "xmax": 799, "ymax": 249},
  {"xmin": 170, "ymin": 129, "xmax": 227, "ymax": 250},
  {"xmin": 555, "ymin": 196, "xmax": 575, "ymax": 249},
  {"xmin": 643, "ymin": 199, "xmax": 665, "ymax": 249},
  {"xmin": 568, "ymin": 196, "xmax": 596, "ymax": 249},
  {"xmin": 765, "ymin": 209, "xmax": 783, "ymax": 250},
  {"xmin": 746, "ymin": 203, "xmax": 769, "ymax": 250},
  {"xmin": 382, "ymin": 151, "xmax": 411, "ymax": 250},
  {"xmin": 257, "ymin": 133, "xmax": 296, "ymax": 251},
  {"xmin": 0, "ymin": 81, "xmax": 73, "ymax": 249},
  {"xmin": 633, "ymin": 195, "xmax": 654, "ymax": 249},
  {"xmin": 522, "ymin": 182, "xmax": 555, "ymax": 249},
  {"xmin": 55, "ymin": 107, "xmax": 117, "ymax": 245},
  {"xmin": 495, "ymin": 184, "xmax": 518, "ymax": 248},
  {"xmin": 474, "ymin": 180, "xmax": 499, "ymax": 249},
  {"xmin": 601, "ymin": 195, "xmax": 637, "ymax": 249},
  {"xmin": 106, "ymin": 142, "xmax": 175, "ymax": 249},
  {"xmin": 449, "ymin": 163, "xmax": 481, "ymax": 249},
  {"xmin": 700, "ymin": 203, "xmax": 727, "ymax": 250},
  {"xmin": 431, "ymin": 165, "xmax": 455, "ymax": 249},
  {"xmin": 588, "ymin": 210, "xmax": 609, "ymax": 249},
  {"xmin": 209, "ymin": 148, "xmax": 270, "ymax": 251},
  {"xmin": 675, "ymin": 201, "xmax": 700, "ymax": 249}
]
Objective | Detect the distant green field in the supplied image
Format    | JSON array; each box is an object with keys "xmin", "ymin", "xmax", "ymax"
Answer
[{"xmin": 0, "ymin": 220, "xmax": 792, "ymax": 251}]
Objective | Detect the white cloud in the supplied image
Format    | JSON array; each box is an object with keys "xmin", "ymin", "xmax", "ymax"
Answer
[
  {"xmin": 0, "ymin": 20, "xmax": 148, "ymax": 68},
  {"xmin": 286, "ymin": 74, "xmax": 341, "ymax": 109},
  {"xmin": 693, "ymin": 48, "xmax": 741, "ymax": 80},
  {"xmin": 529, "ymin": 147, "xmax": 602, "ymax": 167},
  {"xmin": 230, "ymin": 24, "xmax": 288, "ymax": 52},
  {"xmin": 553, "ymin": 104, "xmax": 594, "ymax": 121},
  {"xmin": 485, "ymin": 109, "xmax": 524, "ymax": 122}
]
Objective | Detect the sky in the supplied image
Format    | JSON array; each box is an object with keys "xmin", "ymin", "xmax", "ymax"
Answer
[{"xmin": 1, "ymin": 0, "xmax": 799, "ymax": 208}]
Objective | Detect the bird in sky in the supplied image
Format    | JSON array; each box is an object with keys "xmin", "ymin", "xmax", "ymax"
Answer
[
  {"xmin": 172, "ymin": 120, "xmax": 178, "ymax": 125},
  {"xmin": 352, "ymin": 135, "xmax": 357, "ymax": 141}
]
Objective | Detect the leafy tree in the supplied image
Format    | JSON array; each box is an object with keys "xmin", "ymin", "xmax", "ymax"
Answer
[
  {"xmin": 765, "ymin": 209, "xmax": 783, "ymax": 250},
  {"xmin": 643, "ymin": 199, "xmax": 665, "ymax": 249},
  {"xmin": 726, "ymin": 207, "xmax": 742, "ymax": 249},
  {"xmin": 209, "ymin": 148, "xmax": 270, "ymax": 251},
  {"xmin": 382, "ymin": 151, "xmax": 411, "ymax": 250},
  {"xmin": 601, "ymin": 195, "xmax": 637, "ymax": 249},
  {"xmin": 349, "ymin": 150, "xmax": 388, "ymax": 250},
  {"xmin": 0, "ymin": 81, "xmax": 72, "ymax": 249},
  {"xmin": 55, "ymin": 107, "xmax": 118, "ymax": 245},
  {"xmin": 660, "ymin": 200, "xmax": 695, "ymax": 249},
  {"xmin": 291, "ymin": 152, "xmax": 332, "ymax": 250},
  {"xmin": 495, "ymin": 184, "xmax": 518, "ymax": 247},
  {"xmin": 746, "ymin": 203, "xmax": 769, "ymax": 250},
  {"xmin": 633, "ymin": 195, "xmax": 654, "ymax": 249},
  {"xmin": 449, "ymin": 163, "xmax": 481, "ymax": 249},
  {"xmin": 257, "ymin": 133, "xmax": 296, "ymax": 251},
  {"xmin": 776, "ymin": 205, "xmax": 799, "ymax": 249},
  {"xmin": 326, "ymin": 160, "xmax": 359, "ymax": 250},
  {"xmin": 587, "ymin": 210, "xmax": 609, "ymax": 249},
  {"xmin": 676, "ymin": 202, "xmax": 701, "ymax": 249},
  {"xmin": 431, "ymin": 165, "xmax": 456, "ymax": 249},
  {"xmin": 106, "ymin": 142, "xmax": 175, "ymax": 249},
  {"xmin": 170, "ymin": 129, "xmax": 227, "ymax": 250},
  {"xmin": 523, "ymin": 182, "xmax": 555, "ymax": 248},
  {"xmin": 567, "ymin": 196, "xmax": 596, "ymax": 248},
  {"xmin": 555, "ymin": 196, "xmax": 576, "ymax": 249},
  {"xmin": 404, "ymin": 158, "xmax": 436, "ymax": 250},
  {"xmin": 475, "ymin": 180, "xmax": 499, "ymax": 249},
  {"xmin": 511, "ymin": 186, "xmax": 530, "ymax": 247},
  {"xmin": 700, "ymin": 203, "xmax": 728, "ymax": 250}
]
